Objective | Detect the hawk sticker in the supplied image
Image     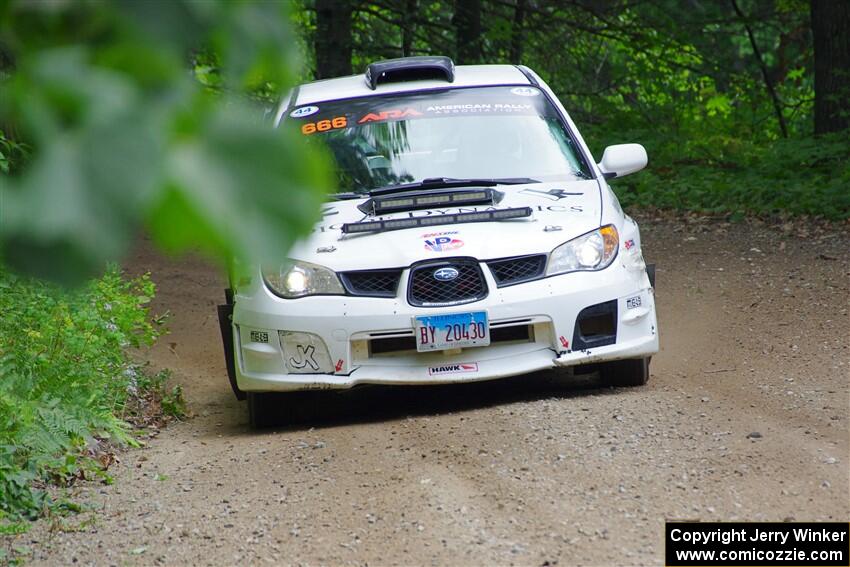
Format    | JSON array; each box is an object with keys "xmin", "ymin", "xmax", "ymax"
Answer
[{"xmin": 429, "ymin": 363, "xmax": 479, "ymax": 376}]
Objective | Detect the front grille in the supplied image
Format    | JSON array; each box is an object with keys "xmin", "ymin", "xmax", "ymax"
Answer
[
  {"xmin": 407, "ymin": 259, "xmax": 487, "ymax": 307},
  {"xmin": 340, "ymin": 269, "xmax": 402, "ymax": 297},
  {"xmin": 487, "ymin": 254, "xmax": 547, "ymax": 286}
]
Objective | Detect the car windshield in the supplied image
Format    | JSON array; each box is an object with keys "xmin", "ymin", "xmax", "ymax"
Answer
[{"xmin": 286, "ymin": 86, "xmax": 590, "ymax": 195}]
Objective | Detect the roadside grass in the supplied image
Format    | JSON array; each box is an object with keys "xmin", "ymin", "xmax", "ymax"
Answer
[
  {"xmin": 0, "ymin": 266, "xmax": 182, "ymax": 552},
  {"xmin": 589, "ymin": 131, "xmax": 850, "ymax": 221}
]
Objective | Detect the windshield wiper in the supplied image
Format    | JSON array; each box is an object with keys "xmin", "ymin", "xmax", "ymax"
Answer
[
  {"xmin": 369, "ymin": 177, "xmax": 539, "ymax": 196},
  {"xmin": 331, "ymin": 192, "xmax": 363, "ymax": 200}
]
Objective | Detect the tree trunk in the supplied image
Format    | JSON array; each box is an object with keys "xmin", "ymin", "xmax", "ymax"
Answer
[
  {"xmin": 812, "ymin": 0, "xmax": 850, "ymax": 134},
  {"xmin": 510, "ymin": 0, "xmax": 526, "ymax": 63},
  {"xmin": 402, "ymin": 0, "xmax": 418, "ymax": 57},
  {"xmin": 314, "ymin": 0, "xmax": 353, "ymax": 79},
  {"xmin": 454, "ymin": 0, "xmax": 483, "ymax": 64},
  {"xmin": 731, "ymin": 0, "xmax": 788, "ymax": 138}
]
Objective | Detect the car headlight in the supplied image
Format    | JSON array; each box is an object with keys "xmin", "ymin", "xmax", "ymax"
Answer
[
  {"xmin": 546, "ymin": 225, "xmax": 619, "ymax": 275},
  {"xmin": 263, "ymin": 261, "xmax": 345, "ymax": 298}
]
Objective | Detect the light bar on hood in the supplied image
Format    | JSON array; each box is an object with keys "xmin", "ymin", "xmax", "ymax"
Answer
[
  {"xmin": 341, "ymin": 207, "xmax": 533, "ymax": 234},
  {"xmin": 360, "ymin": 189, "xmax": 498, "ymax": 215}
]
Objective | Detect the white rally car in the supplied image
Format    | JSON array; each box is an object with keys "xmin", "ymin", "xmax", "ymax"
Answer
[{"xmin": 217, "ymin": 56, "xmax": 659, "ymax": 426}]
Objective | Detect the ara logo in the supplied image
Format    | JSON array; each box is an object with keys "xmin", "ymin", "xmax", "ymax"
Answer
[
  {"xmin": 358, "ymin": 108, "xmax": 423, "ymax": 124},
  {"xmin": 424, "ymin": 236, "xmax": 464, "ymax": 252},
  {"xmin": 290, "ymin": 105, "xmax": 319, "ymax": 118},
  {"xmin": 433, "ymin": 267, "xmax": 459, "ymax": 281},
  {"xmin": 428, "ymin": 363, "xmax": 479, "ymax": 376}
]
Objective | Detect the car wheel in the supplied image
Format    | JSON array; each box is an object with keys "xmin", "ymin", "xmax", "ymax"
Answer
[
  {"xmin": 599, "ymin": 357, "xmax": 651, "ymax": 387},
  {"xmin": 248, "ymin": 391, "xmax": 326, "ymax": 428},
  {"xmin": 247, "ymin": 392, "xmax": 285, "ymax": 428}
]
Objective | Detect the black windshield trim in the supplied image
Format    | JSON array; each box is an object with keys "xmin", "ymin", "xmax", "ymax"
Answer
[{"xmin": 369, "ymin": 177, "xmax": 538, "ymax": 197}]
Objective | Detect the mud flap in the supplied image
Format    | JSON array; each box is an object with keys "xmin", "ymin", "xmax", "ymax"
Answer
[
  {"xmin": 646, "ymin": 263, "xmax": 656, "ymax": 288},
  {"xmin": 217, "ymin": 290, "xmax": 246, "ymax": 401}
]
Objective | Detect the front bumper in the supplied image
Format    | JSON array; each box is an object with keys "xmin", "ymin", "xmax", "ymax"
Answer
[{"xmin": 230, "ymin": 259, "xmax": 658, "ymax": 392}]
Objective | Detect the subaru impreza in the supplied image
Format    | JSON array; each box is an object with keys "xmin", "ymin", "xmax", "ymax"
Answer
[{"xmin": 217, "ymin": 56, "xmax": 659, "ymax": 426}]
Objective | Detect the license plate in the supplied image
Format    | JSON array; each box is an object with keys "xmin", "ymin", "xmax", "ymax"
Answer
[{"xmin": 414, "ymin": 311, "xmax": 490, "ymax": 352}]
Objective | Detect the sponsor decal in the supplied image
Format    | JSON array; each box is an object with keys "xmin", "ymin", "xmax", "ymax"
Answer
[
  {"xmin": 421, "ymin": 230, "xmax": 459, "ymax": 238},
  {"xmin": 510, "ymin": 86, "xmax": 540, "ymax": 97},
  {"xmin": 301, "ymin": 116, "xmax": 347, "ymax": 135},
  {"xmin": 624, "ymin": 239, "xmax": 635, "ymax": 250},
  {"xmin": 335, "ymin": 359, "xmax": 344, "ymax": 372},
  {"xmin": 250, "ymin": 330, "xmax": 269, "ymax": 343},
  {"xmin": 626, "ymin": 295, "xmax": 642, "ymax": 309},
  {"xmin": 428, "ymin": 363, "xmax": 479, "ymax": 376},
  {"xmin": 290, "ymin": 105, "xmax": 319, "ymax": 118},
  {"xmin": 424, "ymin": 103, "xmax": 532, "ymax": 115},
  {"xmin": 358, "ymin": 108, "xmax": 423, "ymax": 123},
  {"xmin": 288, "ymin": 345, "xmax": 320, "ymax": 371},
  {"xmin": 424, "ymin": 235, "xmax": 464, "ymax": 252},
  {"xmin": 520, "ymin": 188, "xmax": 583, "ymax": 201},
  {"xmin": 559, "ymin": 336, "xmax": 569, "ymax": 349}
]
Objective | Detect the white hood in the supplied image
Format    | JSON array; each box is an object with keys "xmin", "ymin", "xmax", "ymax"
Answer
[{"xmin": 290, "ymin": 180, "xmax": 603, "ymax": 271}]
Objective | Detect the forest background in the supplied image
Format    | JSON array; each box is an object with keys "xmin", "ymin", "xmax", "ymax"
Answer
[{"xmin": 0, "ymin": 0, "xmax": 847, "ymax": 539}]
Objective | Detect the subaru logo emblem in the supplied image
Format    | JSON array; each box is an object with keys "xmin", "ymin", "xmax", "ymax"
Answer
[{"xmin": 433, "ymin": 267, "xmax": 459, "ymax": 281}]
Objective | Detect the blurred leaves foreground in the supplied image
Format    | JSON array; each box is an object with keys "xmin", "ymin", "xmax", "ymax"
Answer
[{"xmin": 0, "ymin": 0, "xmax": 333, "ymax": 285}]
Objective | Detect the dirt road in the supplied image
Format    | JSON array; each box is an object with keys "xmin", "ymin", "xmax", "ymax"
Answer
[{"xmin": 19, "ymin": 214, "xmax": 850, "ymax": 566}]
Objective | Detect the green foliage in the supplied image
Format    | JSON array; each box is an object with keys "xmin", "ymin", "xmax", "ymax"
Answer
[
  {"xmin": 0, "ymin": 130, "xmax": 30, "ymax": 175},
  {"xmin": 0, "ymin": 267, "xmax": 160, "ymax": 524},
  {"xmin": 592, "ymin": 128, "xmax": 850, "ymax": 219},
  {"xmin": 298, "ymin": 1, "xmax": 847, "ymax": 219},
  {"xmin": 0, "ymin": 0, "xmax": 333, "ymax": 285}
]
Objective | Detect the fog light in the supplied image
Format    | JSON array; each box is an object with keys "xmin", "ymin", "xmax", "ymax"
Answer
[{"xmin": 279, "ymin": 331, "xmax": 334, "ymax": 373}]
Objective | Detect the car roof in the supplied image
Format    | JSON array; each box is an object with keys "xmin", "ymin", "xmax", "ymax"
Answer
[{"xmin": 294, "ymin": 64, "xmax": 532, "ymax": 106}]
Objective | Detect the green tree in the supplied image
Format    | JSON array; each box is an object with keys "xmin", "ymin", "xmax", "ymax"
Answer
[{"xmin": 0, "ymin": 0, "xmax": 333, "ymax": 284}]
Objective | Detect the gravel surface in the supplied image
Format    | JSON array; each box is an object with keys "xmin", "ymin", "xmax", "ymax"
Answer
[{"xmin": 7, "ymin": 214, "xmax": 850, "ymax": 566}]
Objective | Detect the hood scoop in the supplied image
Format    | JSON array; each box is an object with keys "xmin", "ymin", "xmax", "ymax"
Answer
[{"xmin": 358, "ymin": 188, "xmax": 503, "ymax": 216}]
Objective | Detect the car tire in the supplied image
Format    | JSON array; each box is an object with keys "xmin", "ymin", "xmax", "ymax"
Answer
[
  {"xmin": 599, "ymin": 357, "xmax": 651, "ymax": 387},
  {"xmin": 247, "ymin": 392, "xmax": 284, "ymax": 428},
  {"xmin": 248, "ymin": 391, "xmax": 326, "ymax": 428}
]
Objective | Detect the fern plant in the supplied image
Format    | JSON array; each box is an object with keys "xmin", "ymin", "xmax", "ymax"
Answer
[{"xmin": 0, "ymin": 266, "xmax": 160, "ymax": 524}]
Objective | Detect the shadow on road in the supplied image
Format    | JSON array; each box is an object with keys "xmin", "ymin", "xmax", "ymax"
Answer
[{"xmin": 229, "ymin": 368, "xmax": 634, "ymax": 433}]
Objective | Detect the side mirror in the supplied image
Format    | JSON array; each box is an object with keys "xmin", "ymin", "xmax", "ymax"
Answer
[{"xmin": 597, "ymin": 143, "xmax": 648, "ymax": 179}]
